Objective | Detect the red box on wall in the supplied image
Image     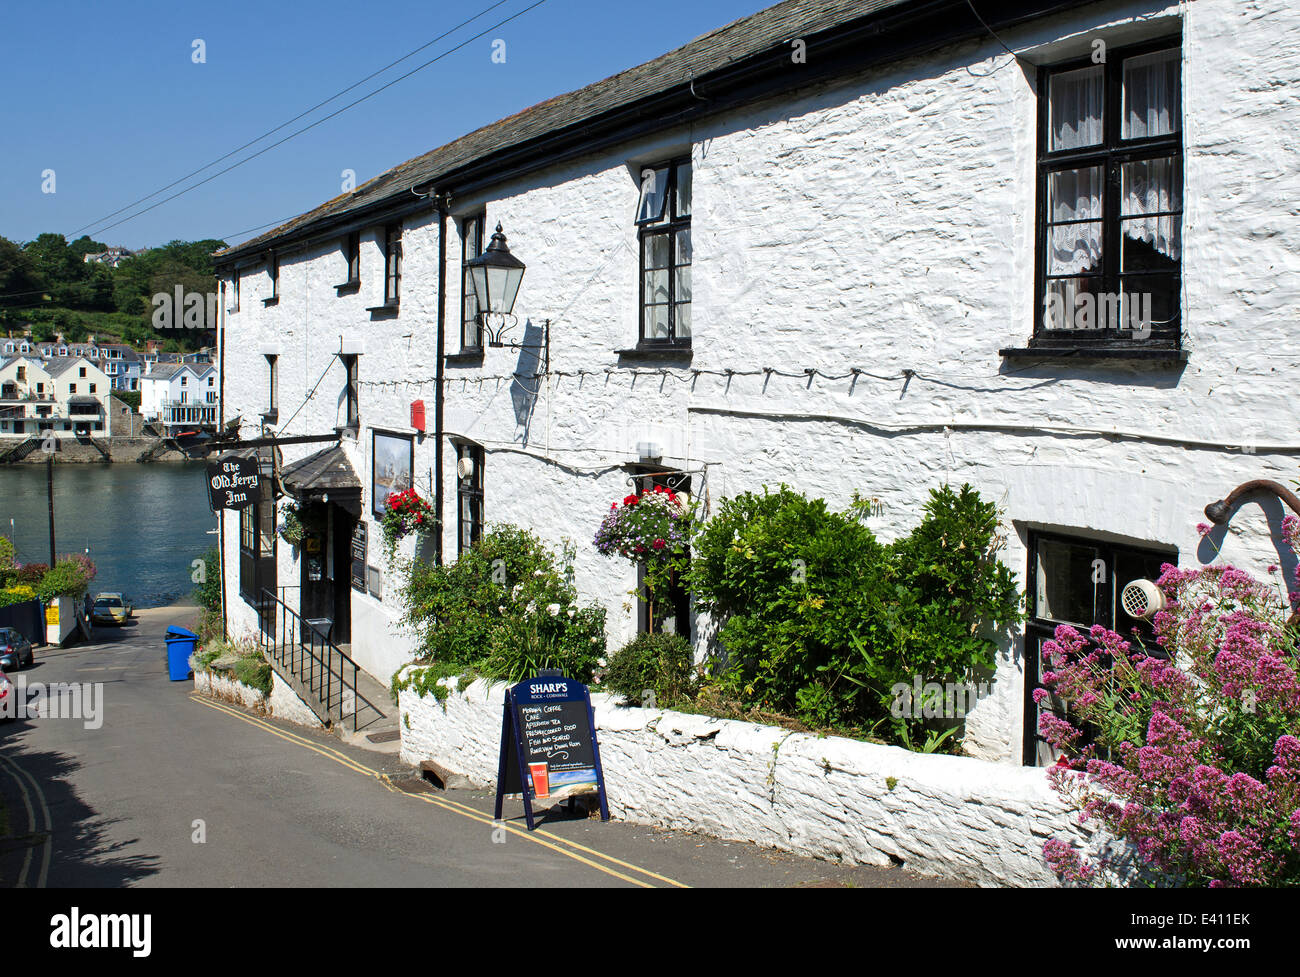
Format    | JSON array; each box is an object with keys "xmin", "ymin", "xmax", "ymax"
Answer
[{"xmin": 410, "ymin": 400, "xmax": 426, "ymax": 433}]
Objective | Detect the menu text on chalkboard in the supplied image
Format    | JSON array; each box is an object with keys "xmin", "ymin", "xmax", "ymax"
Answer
[{"xmin": 495, "ymin": 674, "xmax": 609, "ymax": 830}]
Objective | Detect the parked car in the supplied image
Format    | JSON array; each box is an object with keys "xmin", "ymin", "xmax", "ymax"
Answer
[
  {"xmin": 91, "ymin": 593, "xmax": 132, "ymax": 626},
  {"xmin": 0, "ymin": 628, "xmax": 33, "ymax": 671},
  {"xmin": 0, "ymin": 668, "xmax": 12, "ymax": 721}
]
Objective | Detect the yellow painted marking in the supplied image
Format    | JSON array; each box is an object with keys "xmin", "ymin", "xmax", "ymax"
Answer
[{"xmin": 190, "ymin": 693, "xmax": 687, "ymax": 888}]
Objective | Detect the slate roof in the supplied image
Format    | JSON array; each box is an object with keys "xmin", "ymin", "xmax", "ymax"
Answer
[
  {"xmin": 146, "ymin": 363, "xmax": 191, "ymax": 380},
  {"xmin": 215, "ymin": 0, "xmax": 914, "ymax": 262},
  {"xmin": 281, "ymin": 444, "xmax": 361, "ymax": 494},
  {"xmin": 45, "ymin": 358, "xmax": 100, "ymax": 379}
]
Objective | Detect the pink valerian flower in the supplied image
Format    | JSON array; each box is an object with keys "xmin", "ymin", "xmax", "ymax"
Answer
[
  {"xmin": 1042, "ymin": 838, "xmax": 1096, "ymax": 885},
  {"xmin": 1039, "ymin": 546, "xmax": 1300, "ymax": 887}
]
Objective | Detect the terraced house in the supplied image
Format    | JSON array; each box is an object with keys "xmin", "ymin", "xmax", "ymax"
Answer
[{"xmin": 213, "ymin": 0, "xmax": 1300, "ymax": 765}]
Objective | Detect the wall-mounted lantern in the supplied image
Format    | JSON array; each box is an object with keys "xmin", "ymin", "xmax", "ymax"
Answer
[{"xmin": 466, "ymin": 223, "xmax": 526, "ymax": 347}]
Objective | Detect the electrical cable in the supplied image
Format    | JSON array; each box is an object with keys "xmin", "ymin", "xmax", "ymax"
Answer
[
  {"xmin": 68, "ymin": 0, "xmax": 517, "ymax": 238},
  {"xmin": 76, "ymin": 0, "xmax": 549, "ymax": 240}
]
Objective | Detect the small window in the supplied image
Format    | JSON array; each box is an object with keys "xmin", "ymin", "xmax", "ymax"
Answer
[
  {"xmin": 266, "ymin": 354, "xmax": 278, "ymax": 413},
  {"xmin": 345, "ymin": 232, "xmax": 361, "ymax": 284},
  {"xmin": 637, "ymin": 159, "xmax": 692, "ymax": 346},
  {"xmin": 69, "ymin": 384, "xmax": 76, "ymax": 394},
  {"xmin": 383, "ymin": 226, "xmax": 402, "ymax": 305},
  {"xmin": 79, "ymin": 367, "xmax": 86, "ymax": 378},
  {"xmin": 456, "ymin": 442, "xmax": 484, "ymax": 556},
  {"xmin": 461, "ymin": 214, "xmax": 485, "ymax": 350},
  {"xmin": 89, "ymin": 383, "xmax": 96, "ymax": 393},
  {"xmin": 230, "ymin": 271, "xmax": 240, "ymax": 313},
  {"xmin": 267, "ymin": 252, "xmax": 279, "ymax": 302},
  {"xmin": 1024, "ymin": 531, "xmax": 1174, "ymax": 766}
]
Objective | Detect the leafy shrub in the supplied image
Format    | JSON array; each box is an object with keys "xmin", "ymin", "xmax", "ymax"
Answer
[
  {"xmin": 602, "ymin": 632, "xmax": 697, "ymax": 706},
  {"xmin": 10, "ymin": 563, "xmax": 49, "ymax": 586},
  {"xmin": 1038, "ymin": 542, "xmax": 1300, "ymax": 888},
  {"xmin": 0, "ymin": 537, "xmax": 14, "ymax": 575},
  {"xmin": 689, "ymin": 484, "xmax": 1021, "ymax": 745},
  {"xmin": 400, "ymin": 525, "xmax": 607, "ymax": 684},
  {"xmin": 192, "ymin": 545, "xmax": 221, "ymax": 613},
  {"xmin": 0, "ymin": 585, "xmax": 37, "ymax": 608},
  {"xmin": 36, "ymin": 555, "xmax": 96, "ymax": 601}
]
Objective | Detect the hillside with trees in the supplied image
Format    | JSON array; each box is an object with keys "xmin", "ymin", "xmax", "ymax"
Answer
[{"xmin": 0, "ymin": 232, "xmax": 227, "ymax": 352}]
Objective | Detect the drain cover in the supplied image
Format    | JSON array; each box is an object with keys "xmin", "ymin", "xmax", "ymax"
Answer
[{"xmin": 367, "ymin": 730, "xmax": 401, "ymax": 744}]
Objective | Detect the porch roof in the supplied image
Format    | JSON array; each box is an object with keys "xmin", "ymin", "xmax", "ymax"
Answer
[{"xmin": 281, "ymin": 444, "xmax": 362, "ymax": 514}]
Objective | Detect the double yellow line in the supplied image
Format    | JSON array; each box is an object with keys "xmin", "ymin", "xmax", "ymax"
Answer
[
  {"xmin": 190, "ymin": 694, "xmax": 687, "ymax": 888},
  {"xmin": 0, "ymin": 752, "xmax": 52, "ymax": 888}
]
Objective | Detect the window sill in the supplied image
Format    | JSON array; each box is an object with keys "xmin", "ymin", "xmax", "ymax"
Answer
[
  {"xmin": 616, "ymin": 343, "xmax": 693, "ymax": 361},
  {"xmin": 367, "ymin": 302, "xmax": 399, "ymax": 320},
  {"xmin": 999, "ymin": 345, "xmax": 1188, "ymax": 365},
  {"xmin": 334, "ymin": 280, "xmax": 360, "ymax": 296},
  {"xmin": 262, "ymin": 297, "xmax": 279, "ymax": 307},
  {"xmin": 445, "ymin": 350, "xmax": 485, "ymax": 366}
]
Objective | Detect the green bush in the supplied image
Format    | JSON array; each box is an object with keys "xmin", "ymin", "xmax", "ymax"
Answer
[
  {"xmin": 602, "ymin": 632, "xmax": 697, "ymax": 707},
  {"xmin": 688, "ymin": 483, "xmax": 1022, "ymax": 746},
  {"xmin": 192, "ymin": 545, "xmax": 221, "ymax": 613},
  {"xmin": 399, "ymin": 525, "xmax": 607, "ymax": 684},
  {"xmin": 35, "ymin": 555, "xmax": 95, "ymax": 601}
]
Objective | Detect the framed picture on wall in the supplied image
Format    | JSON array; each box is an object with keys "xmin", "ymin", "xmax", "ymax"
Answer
[{"xmin": 371, "ymin": 429, "xmax": 414, "ymax": 518}]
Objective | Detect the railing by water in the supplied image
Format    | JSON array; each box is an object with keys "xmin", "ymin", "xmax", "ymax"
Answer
[{"xmin": 257, "ymin": 587, "xmax": 382, "ymax": 732}]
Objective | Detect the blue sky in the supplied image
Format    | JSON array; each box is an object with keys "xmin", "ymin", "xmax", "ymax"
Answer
[{"xmin": 0, "ymin": 0, "xmax": 768, "ymax": 251}]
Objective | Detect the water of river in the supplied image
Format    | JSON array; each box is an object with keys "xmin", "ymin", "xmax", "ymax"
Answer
[{"xmin": 0, "ymin": 462, "xmax": 217, "ymax": 608}]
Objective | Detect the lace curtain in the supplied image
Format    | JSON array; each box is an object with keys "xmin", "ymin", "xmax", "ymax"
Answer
[{"xmin": 1049, "ymin": 66, "xmax": 1103, "ymax": 151}]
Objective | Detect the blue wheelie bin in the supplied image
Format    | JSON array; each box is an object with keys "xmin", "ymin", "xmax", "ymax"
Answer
[{"xmin": 164, "ymin": 626, "xmax": 199, "ymax": 681}]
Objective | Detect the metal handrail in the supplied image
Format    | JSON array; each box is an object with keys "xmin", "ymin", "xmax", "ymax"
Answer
[{"xmin": 257, "ymin": 587, "xmax": 381, "ymax": 732}]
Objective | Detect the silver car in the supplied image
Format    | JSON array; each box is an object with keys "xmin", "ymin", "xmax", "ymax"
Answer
[{"xmin": 0, "ymin": 627, "xmax": 34, "ymax": 671}]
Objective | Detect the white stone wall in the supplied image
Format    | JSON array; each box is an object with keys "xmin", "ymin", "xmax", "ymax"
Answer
[
  {"xmin": 220, "ymin": 0, "xmax": 1300, "ymax": 763},
  {"xmin": 398, "ymin": 677, "xmax": 1093, "ymax": 887},
  {"xmin": 193, "ymin": 667, "xmax": 324, "ymax": 729}
]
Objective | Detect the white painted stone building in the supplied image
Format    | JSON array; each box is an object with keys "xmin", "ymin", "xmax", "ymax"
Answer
[{"xmin": 213, "ymin": 0, "xmax": 1300, "ymax": 766}]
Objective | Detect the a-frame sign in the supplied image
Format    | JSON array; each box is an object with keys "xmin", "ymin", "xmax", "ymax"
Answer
[{"xmin": 494, "ymin": 672, "xmax": 610, "ymax": 830}]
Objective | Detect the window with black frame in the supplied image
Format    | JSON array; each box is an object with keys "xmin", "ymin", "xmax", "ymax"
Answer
[
  {"xmin": 383, "ymin": 225, "xmax": 402, "ymax": 306},
  {"xmin": 1035, "ymin": 40, "xmax": 1182, "ymax": 348},
  {"xmin": 345, "ymin": 232, "xmax": 361, "ymax": 285},
  {"xmin": 1023, "ymin": 532, "xmax": 1174, "ymax": 766},
  {"xmin": 461, "ymin": 215, "xmax": 485, "ymax": 351},
  {"xmin": 636, "ymin": 159, "xmax": 691, "ymax": 346},
  {"xmin": 456, "ymin": 441, "xmax": 484, "ymax": 556},
  {"xmin": 239, "ymin": 497, "xmax": 277, "ymax": 615},
  {"xmin": 631, "ymin": 467, "xmax": 691, "ymax": 636}
]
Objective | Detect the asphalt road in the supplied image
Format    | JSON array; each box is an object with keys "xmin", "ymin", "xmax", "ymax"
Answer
[{"xmin": 0, "ymin": 606, "xmax": 955, "ymax": 888}]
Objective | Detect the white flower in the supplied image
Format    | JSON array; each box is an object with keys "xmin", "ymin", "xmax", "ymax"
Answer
[
  {"xmin": 497, "ymin": 606, "xmax": 506, "ymax": 614},
  {"xmin": 511, "ymin": 583, "xmax": 523, "ymax": 596},
  {"xmin": 596, "ymin": 658, "xmax": 607, "ymax": 668},
  {"xmin": 533, "ymin": 569, "xmax": 544, "ymax": 577},
  {"xmin": 566, "ymin": 607, "xmax": 576, "ymax": 619},
  {"xmin": 590, "ymin": 636, "xmax": 599, "ymax": 644},
  {"xmin": 546, "ymin": 603, "xmax": 560, "ymax": 616}
]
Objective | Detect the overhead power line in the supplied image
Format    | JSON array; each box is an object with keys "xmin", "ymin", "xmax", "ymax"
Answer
[{"xmin": 75, "ymin": 0, "xmax": 548, "ymax": 241}]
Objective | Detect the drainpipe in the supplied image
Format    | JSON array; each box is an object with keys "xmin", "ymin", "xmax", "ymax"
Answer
[{"xmin": 435, "ymin": 194, "xmax": 447, "ymax": 566}]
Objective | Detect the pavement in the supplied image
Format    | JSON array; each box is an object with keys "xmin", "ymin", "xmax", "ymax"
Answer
[{"xmin": 0, "ymin": 605, "xmax": 963, "ymax": 888}]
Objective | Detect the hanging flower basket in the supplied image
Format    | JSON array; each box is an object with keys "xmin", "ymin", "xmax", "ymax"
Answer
[
  {"xmin": 594, "ymin": 485, "xmax": 692, "ymax": 628},
  {"xmin": 279, "ymin": 505, "xmax": 306, "ymax": 547},
  {"xmin": 381, "ymin": 488, "xmax": 435, "ymax": 559}
]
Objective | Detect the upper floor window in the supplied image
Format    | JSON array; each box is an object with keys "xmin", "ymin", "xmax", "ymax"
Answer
[
  {"xmin": 636, "ymin": 159, "xmax": 691, "ymax": 345},
  {"xmin": 343, "ymin": 231, "xmax": 361, "ymax": 287},
  {"xmin": 637, "ymin": 159, "xmax": 691, "ymax": 342},
  {"xmin": 461, "ymin": 214, "xmax": 485, "ymax": 350},
  {"xmin": 230, "ymin": 271, "xmax": 241, "ymax": 313},
  {"xmin": 266, "ymin": 354, "xmax": 278, "ymax": 416},
  {"xmin": 79, "ymin": 367, "xmax": 86, "ymax": 378},
  {"xmin": 265, "ymin": 252, "xmax": 279, "ymax": 304},
  {"xmin": 1036, "ymin": 40, "xmax": 1182, "ymax": 348},
  {"xmin": 383, "ymin": 226, "xmax": 402, "ymax": 306}
]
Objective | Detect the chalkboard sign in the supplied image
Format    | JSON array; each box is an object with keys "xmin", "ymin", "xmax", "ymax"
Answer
[
  {"xmin": 205, "ymin": 457, "xmax": 262, "ymax": 512},
  {"xmin": 494, "ymin": 674, "xmax": 610, "ymax": 830},
  {"xmin": 350, "ymin": 522, "xmax": 367, "ymax": 593}
]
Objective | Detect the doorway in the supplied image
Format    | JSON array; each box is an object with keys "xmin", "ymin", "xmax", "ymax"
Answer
[{"xmin": 298, "ymin": 502, "xmax": 356, "ymax": 645}]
